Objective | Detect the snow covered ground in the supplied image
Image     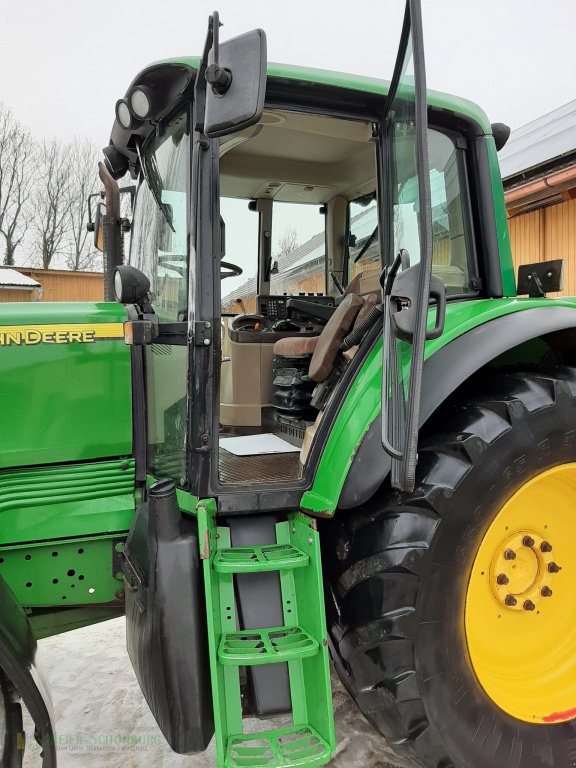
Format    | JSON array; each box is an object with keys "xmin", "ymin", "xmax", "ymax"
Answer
[{"xmin": 22, "ymin": 617, "xmax": 408, "ymax": 768}]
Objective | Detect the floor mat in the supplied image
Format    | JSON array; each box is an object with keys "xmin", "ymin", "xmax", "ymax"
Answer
[{"xmin": 219, "ymin": 449, "xmax": 302, "ymax": 484}]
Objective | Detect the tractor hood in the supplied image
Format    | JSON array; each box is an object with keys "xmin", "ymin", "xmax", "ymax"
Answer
[{"xmin": 0, "ymin": 301, "xmax": 131, "ymax": 469}]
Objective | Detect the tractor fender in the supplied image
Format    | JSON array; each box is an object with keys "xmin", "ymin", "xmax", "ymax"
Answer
[
  {"xmin": 0, "ymin": 576, "xmax": 56, "ymax": 767},
  {"xmin": 339, "ymin": 306, "xmax": 576, "ymax": 509}
]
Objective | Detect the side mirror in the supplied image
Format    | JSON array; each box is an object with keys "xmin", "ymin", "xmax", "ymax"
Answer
[
  {"xmin": 94, "ymin": 201, "xmax": 105, "ymax": 251},
  {"xmin": 203, "ymin": 20, "xmax": 267, "ymax": 138},
  {"xmin": 87, "ymin": 194, "xmax": 106, "ymax": 251}
]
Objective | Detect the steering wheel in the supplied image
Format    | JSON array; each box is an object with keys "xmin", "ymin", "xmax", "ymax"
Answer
[{"xmin": 221, "ymin": 261, "xmax": 243, "ymax": 280}]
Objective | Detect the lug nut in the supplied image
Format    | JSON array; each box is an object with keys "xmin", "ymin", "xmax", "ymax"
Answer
[
  {"xmin": 522, "ymin": 536, "xmax": 535, "ymax": 548},
  {"xmin": 505, "ymin": 595, "xmax": 517, "ymax": 607},
  {"xmin": 504, "ymin": 549, "xmax": 516, "ymax": 561},
  {"xmin": 523, "ymin": 600, "xmax": 536, "ymax": 611},
  {"xmin": 548, "ymin": 562, "xmax": 562, "ymax": 573},
  {"xmin": 496, "ymin": 573, "xmax": 509, "ymax": 585},
  {"xmin": 540, "ymin": 541, "xmax": 552, "ymax": 553},
  {"xmin": 541, "ymin": 586, "xmax": 553, "ymax": 597}
]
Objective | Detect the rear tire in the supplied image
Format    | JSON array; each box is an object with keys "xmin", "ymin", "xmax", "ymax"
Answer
[
  {"xmin": 0, "ymin": 670, "xmax": 24, "ymax": 767},
  {"xmin": 323, "ymin": 368, "xmax": 576, "ymax": 768}
]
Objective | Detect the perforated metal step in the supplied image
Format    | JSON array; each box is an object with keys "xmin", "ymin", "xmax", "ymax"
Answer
[
  {"xmin": 197, "ymin": 508, "xmax": 335, "ymax": 768},
  {"xmin": 218, "ymin": 626, "xmax": 318, "ymax": 666},
  {"xmin": 226, "ymin": 725, "xmax": 332, "ymax": 768},
  {"xmin": 214, "ymin": 543, "xmax": 309, "ymax": 573}
]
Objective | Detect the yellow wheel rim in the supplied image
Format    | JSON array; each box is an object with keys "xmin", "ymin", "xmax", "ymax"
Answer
[{"xmin": 465, "ymin": 464, "xmax": 576, "ymax": 724}]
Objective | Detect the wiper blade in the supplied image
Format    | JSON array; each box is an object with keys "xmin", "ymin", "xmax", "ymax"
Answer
[
  {"xmin": 353, "ymin": 225, "xmax": 378, "ymax": 263},
  {"xmin": 136, "ymin": 139, "xmax": 175, "ymax": 233}
]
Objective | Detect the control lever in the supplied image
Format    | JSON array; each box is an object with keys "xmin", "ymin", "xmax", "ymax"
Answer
[{"xmin": 272, "ymin": 319, "xmax": 301, "ymax": 332}]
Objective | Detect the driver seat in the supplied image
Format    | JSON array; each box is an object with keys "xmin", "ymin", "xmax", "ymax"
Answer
[
  {"xmin": 272, "ymin": 268, "xmax": 382, "ymax": 375},
  {"xmin": 273, "ymin": 293, "xmax": 364, "ymax": 383}
]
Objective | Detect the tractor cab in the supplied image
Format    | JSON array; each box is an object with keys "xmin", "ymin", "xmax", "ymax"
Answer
[
  {"xmin": 103, "ymin": 5, "xmax": 485, "ymax": 511},
  {"xmin": 6, "ymin": 3, "xmax": 576, "ymax": 768}
]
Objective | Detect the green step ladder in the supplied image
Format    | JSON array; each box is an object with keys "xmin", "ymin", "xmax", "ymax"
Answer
[{"xmin": 197, "ymin": 501, "xmax": 336, "ymax": 768}]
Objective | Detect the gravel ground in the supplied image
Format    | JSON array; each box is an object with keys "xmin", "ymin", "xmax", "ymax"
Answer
[{"xmin": 21, "ymin": 617, "xmax": 409, "ymax": 768}]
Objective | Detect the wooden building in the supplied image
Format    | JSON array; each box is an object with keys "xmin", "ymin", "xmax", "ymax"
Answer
[
  {"xmin": 0, "ymin": 269, "xmax": 42, "ymax": 303},
  {"xmin": 0, "ymin": 268, "xmax": 104, "ymax": 303},
  {"xmin": 500, "ymin": 100, "xmax": 576, "ymax": 295}
]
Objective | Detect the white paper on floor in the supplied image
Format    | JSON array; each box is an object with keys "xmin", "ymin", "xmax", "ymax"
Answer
[{"xmin": 220, "ymin": 433, "xmax": 300, "ymax": 456}]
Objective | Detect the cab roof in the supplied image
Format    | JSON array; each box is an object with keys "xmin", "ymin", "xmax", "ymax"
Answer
[{"xmin": 146, "ymin": 56, "xmax": 493, "ymax": 134}]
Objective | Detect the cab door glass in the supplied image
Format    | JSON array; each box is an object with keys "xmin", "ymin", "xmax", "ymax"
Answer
[
  {"xmin": 393, "ymin": 129, "xmax": 473, "ymax": 295},
  {"xmin": 128, "ymin": 110, "xmax": 190, "ymax": 483},
  {"xmin": 130, "ymin": 111, "xmax": 189, "ymax": 322},
  {"xmin": 220, "ymin": 196, "xmax": 259, "ymax": 314},
  {"xmin": 381, "ymin": 0, "xmax": 435, "ymax": 493},
  {"xmin": 145, "ymin": 344, "xmax": 188, "ymax": 481}
]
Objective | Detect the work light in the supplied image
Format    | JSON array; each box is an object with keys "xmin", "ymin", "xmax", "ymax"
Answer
[
  {"xmin": 114, "ymin": 265, "xmax": 150, "ymax": 305},
  {"xmin": 115, "ymin": 99, "xmax": 132, "ymax": 129},
  {"xmin": 129, "ymin": 87, "xmax": 152, "ymax": 120}
]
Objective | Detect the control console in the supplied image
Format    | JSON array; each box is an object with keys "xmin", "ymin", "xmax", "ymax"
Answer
[{"xmin": 257, "ymin": 293, "xmax": 335, "ymax": 320}]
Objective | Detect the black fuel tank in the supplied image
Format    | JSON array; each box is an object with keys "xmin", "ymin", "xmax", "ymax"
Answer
[{"xmin": 122, "ymin": 479, "xmax": 214, "ymax": 754}]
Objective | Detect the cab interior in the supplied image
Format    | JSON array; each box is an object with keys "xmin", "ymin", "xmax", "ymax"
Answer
[{"xmin": 217, "ymin": 108, "xmax": 382, "ymax": 485}]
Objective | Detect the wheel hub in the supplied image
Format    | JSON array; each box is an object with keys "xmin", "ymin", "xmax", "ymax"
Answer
[
  {"xmin": 490, "ymin": 531, "xmax": 558, "ymax": 611},
  {"xmin": 465, "ymin": 464, "xmax": 576, "ymax": 724}
]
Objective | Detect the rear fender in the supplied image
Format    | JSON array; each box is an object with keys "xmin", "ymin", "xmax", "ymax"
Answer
[
  {"xmin": 339, "ymin": 307, "xmax": 576, "ymax": 509},
  {"xmin": 0, "ymin": 576, "xmax": 56, "ymax": 767}
]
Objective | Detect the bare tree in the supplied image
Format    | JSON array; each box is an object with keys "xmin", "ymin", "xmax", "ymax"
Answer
[
  {"xmin": 65, "ymin": 138, "xmax": 101, "ymax": 271},
  {"xmin": 30, "ymin": 139, "xmax": 72, "ymax": 269},
  {"xmin": 0, "ymin": 104, "xmax": 35, "ymax": 265},
  {"xmin": 276, "ymin": 225, "xmax": 299, "ymax": 258}
]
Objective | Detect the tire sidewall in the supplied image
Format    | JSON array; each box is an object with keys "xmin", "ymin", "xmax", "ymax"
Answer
[{"xmin": 415, "ymin": 396, "xmax": 576, "ymax": 767}]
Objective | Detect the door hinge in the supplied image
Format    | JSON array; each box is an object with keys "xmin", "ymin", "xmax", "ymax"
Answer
[{"xmin": 194, "ymin": 320, "xmax": 212, "ymax": 346}]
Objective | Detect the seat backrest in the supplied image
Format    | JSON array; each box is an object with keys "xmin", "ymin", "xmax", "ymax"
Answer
[
  {"xmin": 308, "ymin": 293, "xmax": 363, "ymax": 383},
  {"xmin": 344, "ymin": 267, "xmax": 381, "ymax": 297}
]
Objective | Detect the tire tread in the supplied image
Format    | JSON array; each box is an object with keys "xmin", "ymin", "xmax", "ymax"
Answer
[{"xmin": 324, "ymin": 368, "xmax": 576, "ymax": 768}]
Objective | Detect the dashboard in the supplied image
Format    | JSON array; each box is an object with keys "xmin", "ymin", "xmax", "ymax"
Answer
[{"xmin": 258, "ymin": 293, "xmax": 335, "ymax": 320}]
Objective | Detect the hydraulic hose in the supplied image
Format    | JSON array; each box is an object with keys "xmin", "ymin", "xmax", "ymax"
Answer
[{"xmin": 341, "ymin": 302, "xmax": 384, "ymax": 350}]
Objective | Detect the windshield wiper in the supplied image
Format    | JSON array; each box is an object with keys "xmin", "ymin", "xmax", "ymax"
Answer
[
  {"xmin": 135, "ymin": 139, "xmax": 175, "ymax": 233},
  {"xmin": 353, "ymin": 225, "xmax": 378, "ymax": 263}
]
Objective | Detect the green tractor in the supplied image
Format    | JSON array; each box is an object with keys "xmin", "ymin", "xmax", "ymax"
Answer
[{"xmin": 1, "ymin": 2, "xmax": 575, "ymax": 767}]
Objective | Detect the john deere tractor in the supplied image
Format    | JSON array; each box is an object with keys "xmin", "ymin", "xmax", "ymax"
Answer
[{"xmin": 1, "ymin": 2, "xmax": 575, "ymax": 767}]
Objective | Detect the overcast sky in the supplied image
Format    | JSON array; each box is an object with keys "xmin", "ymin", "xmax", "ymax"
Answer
[{"xmin": 1, "ymin": 0, "xmax": 575, "ymax": 149}]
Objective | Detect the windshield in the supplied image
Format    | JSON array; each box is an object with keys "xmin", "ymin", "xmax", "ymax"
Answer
[
  {"xmin": 269, "ymin": 201, "xmax": 326, "ymax": 295},
  {"xmin": 130, "ymin": 110, "xmax": 189, "ymax": 322},
  {"xmin": 219, "ymin": 197, "xmax": 326, "ymax": 314}
]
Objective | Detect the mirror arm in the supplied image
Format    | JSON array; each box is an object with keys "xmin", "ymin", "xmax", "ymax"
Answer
[
  {"xmin": 205, "ymin": 11, "xmax": 233, "ymax": 95},
  {"xmin": 206, "ymin": 64, "xmax": 233, "ymax": 95},
  {"xmin": 194, "ymin": 11, "xmax": 215, "ymax": 133}
]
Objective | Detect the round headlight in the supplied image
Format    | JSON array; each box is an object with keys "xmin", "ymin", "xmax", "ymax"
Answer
[
  {"xmin": 130, "ymin": 87, "xmax": 152, "ymax": 120},
  {"xmin": 113, "ymin": 269, "xmax": 123, "ymax": 302},
  {"xmin": 115, "ymin": 99, "xmax": 131, "ymax": 129}
]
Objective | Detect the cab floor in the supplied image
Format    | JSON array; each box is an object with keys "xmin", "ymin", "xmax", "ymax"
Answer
[{"xmin": 218, "ymin": 449, "xmax": 302, "ymax": 484}]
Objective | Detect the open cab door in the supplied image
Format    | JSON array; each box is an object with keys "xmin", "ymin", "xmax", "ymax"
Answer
[{"xmin": 380, "ymin": 0, "xmax": 446, "ymax": 491}]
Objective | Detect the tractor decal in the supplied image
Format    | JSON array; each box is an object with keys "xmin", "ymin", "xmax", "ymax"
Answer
[{"xmin": 0, "ymin": 323, "xmax": 124, "ymax": 346}]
